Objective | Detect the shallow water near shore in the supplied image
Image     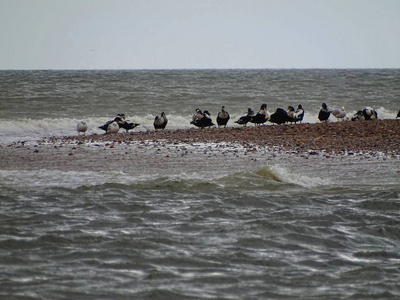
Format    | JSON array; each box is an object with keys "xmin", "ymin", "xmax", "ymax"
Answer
[
  {"xmin": 1, "ymin": 140, "xmax": 400, "ymax": 299},
  {"xmin": 1, "ymin": 69, "xmax": 400, "ymax": 299}
]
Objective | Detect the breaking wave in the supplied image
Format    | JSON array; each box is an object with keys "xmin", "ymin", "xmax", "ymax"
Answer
[{"xmin": 0, "ymin": 164, "xmax": 329, "ymax": 194}]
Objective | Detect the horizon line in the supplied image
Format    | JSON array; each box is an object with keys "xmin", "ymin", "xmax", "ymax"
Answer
[{"xmin": 1, "ymin": 67, "xmax": 400, "ymax": 71}]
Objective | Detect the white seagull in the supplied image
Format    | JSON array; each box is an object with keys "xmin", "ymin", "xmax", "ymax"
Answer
[
  {"xmin": 77, "ymin": 121, "xmax": 88, "ymax": 135},
  {"xmin": 107, "ymin": 121, "xmax": 120, "ymax": 134},
  {"xmin": 331, "ymin": 107, "xmax": 346, "ymax": 121}
]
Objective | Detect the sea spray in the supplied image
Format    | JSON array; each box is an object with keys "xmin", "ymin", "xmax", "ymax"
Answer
[{"xmin": 256, "ymin": 165, "xmax": 329, "ymax": 188}]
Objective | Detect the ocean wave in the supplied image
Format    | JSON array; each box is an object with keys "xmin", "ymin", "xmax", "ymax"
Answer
[
  {"xmin": 0, "ymin": 164, "xmax": 329, "ymax": 193},
  {"xmin": 0, "ymin": 169, "xmax": 218, "ymax": 191},
  {"xmin": 254, "ymin": 165, "xmax": 329, "ymax": 188}
]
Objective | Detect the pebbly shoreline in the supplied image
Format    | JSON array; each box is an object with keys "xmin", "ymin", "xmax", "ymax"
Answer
[
  {"xmin": 52, "ymin": 119, "xmax": 400, "ymax": 154},
  {"xmin": 1, "ymin": 120, "xmax": 399, "ymax": 172}
]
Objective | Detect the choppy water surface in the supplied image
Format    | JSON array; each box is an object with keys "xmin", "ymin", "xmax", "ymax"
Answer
[
  {"xmin": 0, "ymin": 69, "xmax": 399, "ymax": 144},
  {"xmin": 1, "ymin": 69, "xmax": 400, "ymax": 299},
  {"xmin": 1, "ymin": 148, "xmax": 400, "ymax": 299}
]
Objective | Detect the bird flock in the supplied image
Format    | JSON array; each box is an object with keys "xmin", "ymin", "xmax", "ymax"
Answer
[
  {"xmin": 76, "ymin": 104, "xmax": 399, "ymax": 135},
  {"xmin": 318, "ymin": 103, "xmax": 379, "ymax": 122},
  {"xmin": 190, "ymin": 103, "xmax": 305, "ymax": 129}
]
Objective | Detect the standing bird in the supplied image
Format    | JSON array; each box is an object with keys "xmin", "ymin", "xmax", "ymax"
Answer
[
  {"xmin": 77, "ymin": 121, "xmax": 88, "ymax": 135},
  {"xmin": 106, "ymin": 121, "xmax": 120, "ymax": 134},
  {"xmin": 118, "ymin": 121, "xmax": 139, "ymax": 132},
  {"xmin": 116, "ymin": 114, "xmax": 139, "ymax": 132},
  {"xmin": 216, "ymin": 106, "xmax": 230, "ymax": 128},
  {"xmin": 331, "ymin": 107, "xmax": 346, "ymax": 121},
  {"xmin": 351, "ymin": 107, "xmax": 378, "ymax": 121},
  {"xmin": 318, "ymin": 103, "xmax": 331, "ymax": 122},
  {"xmin": 250, "ymin": 103, "xmax": 269, "ymax": 125},
  {"xmin": 190, "ymin": 109, "xmax": 214, "ymax": 128},
  {"xmin": 286, "ymin": 106, "xmax": 297, "ymax": 123},
  {"xmin": 235, "ymin": 108, "xmax": 254, "ymax": 127},
  {"xmin": 294, "ymin": 104, "xmax": 305, "ymax": 123},
  {"xmin": 363, "ymin": 107, "xmax": 378, "ymax": 120},
  {"xmin": 351, "ymin": 110, "xmax": 365, "ymax": 121},
  {"xmin": 269, "ymin": 108, "xmax": 289, "ymax": 125},
  {"xmin": 190, "ymin": 108, "xmax": 204, "ymax": 126},
  {"xmin": 154, "ymin": 112, "xmax": 168, "ymax": 130},
  {"xmin": 99, "ymin": 115, "xmax": 139, "ymax": 133},
  {"xmin": 99, "ymin": 117, "xmax": 119, "ymax": 132}
]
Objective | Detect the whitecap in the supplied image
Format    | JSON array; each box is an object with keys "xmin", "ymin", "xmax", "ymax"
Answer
[{"xmin": 255, "ymin": 165, "xmax": 330, "ymax": 188}]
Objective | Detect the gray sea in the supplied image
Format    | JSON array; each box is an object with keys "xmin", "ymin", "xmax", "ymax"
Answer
[{"xmin": 1, "ymin": 69, "xmax": 400, "ymax": 299}]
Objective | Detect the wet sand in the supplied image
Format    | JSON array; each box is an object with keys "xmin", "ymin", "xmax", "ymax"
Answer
[{"xmin": 1, "ymin": 120, "xmax": 400, "ymax": 172}]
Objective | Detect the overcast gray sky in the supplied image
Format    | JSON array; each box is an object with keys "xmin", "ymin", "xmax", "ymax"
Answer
[{"xmin": 1, "ymin": 0, "xmax": 399, "ymax": 69}]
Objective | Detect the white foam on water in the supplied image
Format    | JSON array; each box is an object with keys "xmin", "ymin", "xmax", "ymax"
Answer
[
  {"xmin": 0, "ymin": 169, "xmax": 127, "ymax": 190},
  {"xmin": 256, "ymin": 165, "xmax": 330, "ymax": 188},
  {"xmin": 1, "ymin": 106, "xmax": 398, "ymax": 145},
  {"xmin": 0, "ymin": 168, "xmax": 226, "ymax": 191}
]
